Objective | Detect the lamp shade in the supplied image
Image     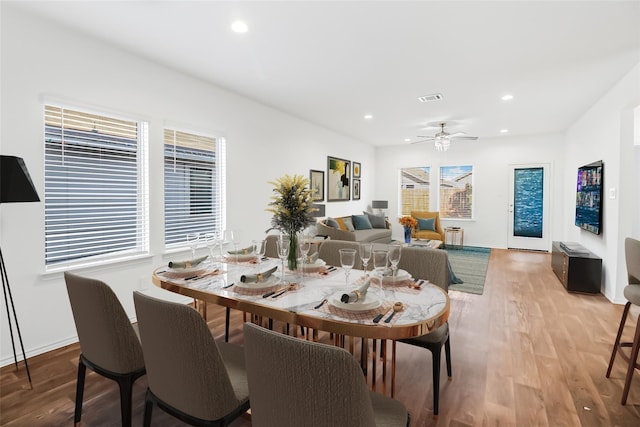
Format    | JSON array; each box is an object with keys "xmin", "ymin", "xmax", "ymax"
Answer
[
  {"xmin": 311, "ymin": 204, "xmax": 326, "ymax": 217},
  {"xmin": 0, "ymin": 156, "xmax": 40, "ymax": 203},
  {"xmin": 372, "ymin": 200, "xmax": 388, "ymax": 209}
]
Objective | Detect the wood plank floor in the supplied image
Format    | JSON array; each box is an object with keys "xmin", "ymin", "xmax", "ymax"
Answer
[{"xmin": 2, "ymin": 249, "xmax": 640, "ymax": 426}]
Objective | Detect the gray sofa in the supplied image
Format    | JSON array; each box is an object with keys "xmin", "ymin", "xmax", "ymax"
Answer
[{"xmin": 316, "ymin": 213, "xmax": 392, "ymax": 244}]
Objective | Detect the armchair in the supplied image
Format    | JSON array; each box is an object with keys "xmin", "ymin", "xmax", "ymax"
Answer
[{"xmin": 411, "ymin": 211, "xmax": 445, "ymax": 242}]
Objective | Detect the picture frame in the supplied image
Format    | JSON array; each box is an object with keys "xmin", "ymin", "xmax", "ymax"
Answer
[
  {"xmin": 353, "ymin": 178, "xmax": 361, "ymax": 200},
  {"xmin": 327, "ymin": 156, "xmax": 350, "ymax": 202},
  {"xmin": 309, "ymin": 169, "xmax": 324, "ymax": 202},
  {"xmin": 353, "ymin": 162, "xmax": 361, "ymax": 178}
]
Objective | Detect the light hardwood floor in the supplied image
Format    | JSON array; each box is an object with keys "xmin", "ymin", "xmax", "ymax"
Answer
[{"xmin": 1, "ymin": 249, "xmax": 640, "ymax": 426}]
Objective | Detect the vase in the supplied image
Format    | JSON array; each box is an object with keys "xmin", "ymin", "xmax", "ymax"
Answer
[
  {"xmin": 287, "ymin": 232, "xmax": 298, "ymax": 271},
  {"xmin": 404, "ymin": 227, "xmax": 412, "ymax": 244}
]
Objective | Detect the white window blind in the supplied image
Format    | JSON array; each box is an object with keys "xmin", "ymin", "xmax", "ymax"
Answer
[
  {"xmin": 439, "ymin": 165, "xmax": 473, "ymax": 219},
  {"xmin": 44, "ymin": 105, "xmax": 149, "ymax": 268},
  {"xmin": 164, "ymin": 129, "xmax": 225, "ymax": 247},
  {"xmin": 400, "ymin": 167, "xmax": 431, "ymax": 215}
]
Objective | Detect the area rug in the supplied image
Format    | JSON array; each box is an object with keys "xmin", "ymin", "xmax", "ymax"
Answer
[{"xmin": 445, "ymin": 246, "xmax": 491, "ymax": 295}]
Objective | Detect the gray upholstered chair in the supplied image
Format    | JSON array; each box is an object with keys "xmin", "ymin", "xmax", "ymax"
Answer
[
  {"xmin": 64, "ymin": 272, "xmax": 146, "ymax": 427},
  {"xmin": 607, "ymin": 237, "xmax": 640, "ymax": 404},
  {"xmin": 394, "ymin": 247, "xmax": 451, "ymax": 417},
  {"xmin": 242, "ymin": 322, "xmax": 409, "ymax": 427},
  {"xmin": 318, "ymin": 239, "xmax": 363, "ymax": 269},
  {"xmin": 133, "ymin": 291, "xmax": 250, "ymax": 426}
]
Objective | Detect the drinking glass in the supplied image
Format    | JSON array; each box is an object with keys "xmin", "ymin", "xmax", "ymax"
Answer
[
  {"xmin": 388, "ymin": 244, "xmax": 402, "ymax": 282},
  {"xmin": 253, "ymin": 239, "xmax": 266, "ymax": 265},
  {"xmin": 373, "ymin": 250, "xmax": 389, "ymax": 295},
  {"xmin": 298, "ymin": 235, "xmax": 311, "ymax": 277},
  {"xmin": 277, "ymin": 235, "xmax": 290, "ymax": 283},
  {"xmin": 186, "ymin": 232, "xmax": 200, "ymax": 258},
  {"xmin": 359, "ymin": 243, "xmax": 372, "ymax": 279},
  {"xmin": 339, "ymin": 248, "xmax": 357, "ymax": 289},
  {"xmin": 223, "ymin": 230, "xmax": 237, "ymax": 261},
  {"xmin": 204, "ymin": 232, "xmax": 220, "ymax": 264}
]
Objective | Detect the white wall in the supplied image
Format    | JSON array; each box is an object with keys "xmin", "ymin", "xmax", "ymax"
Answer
[
  {"xmin": 374, "ymin": 133, "xmax": 566, "ymax": 249},
  {"xmin": 564, "ymin": 63, "xmax": 640, "ymax": 303},
  {"xmin": 0, "ymin": 6, "xmax": 374, "ymax": 365}
]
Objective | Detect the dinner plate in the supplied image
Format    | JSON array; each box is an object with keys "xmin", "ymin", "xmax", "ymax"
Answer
[
  {"xmin": 330, "ymin": 291, "xmax": 381, "ymax": 311},
  {"xmin": 299, "ymin": 259, "xmax": 326, "ymax": 269},
  {"xmin": 225, "ymin": 253, "xmax": 257, "ymax": 262},
  {"xmin": 168, "ymin": 264, "xmax": 206, "ymax": 274},
  {"xmin": 380, "ymin": 269, "xmax": 411, "ymax": 282},
  {"xmin": 234, "ymin": 274, "xmax": 280, "ymax": 289}
]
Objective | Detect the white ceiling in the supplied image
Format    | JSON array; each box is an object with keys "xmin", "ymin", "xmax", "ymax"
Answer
[{"xmin": 8, "ymin": 1, "xmax": 640, "ymax": 146}]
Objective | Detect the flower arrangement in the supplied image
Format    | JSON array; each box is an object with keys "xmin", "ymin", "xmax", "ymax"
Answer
[
  {"xmin": 398, "ymin": 216, "xmax": 418, "ymax": 229},
  {"xmin": 266, "ymin": 174, "xmax": 317, "ymax": 269}
]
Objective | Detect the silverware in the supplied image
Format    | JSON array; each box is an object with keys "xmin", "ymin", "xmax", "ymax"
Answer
[
  {"xmin": 314, "ymin": 298, "xmax": 328, "ymax": 309},
  {"xmin": 271, "ymin": 288, "xmax": 289, "ymax": 298},
  {"xmin": 263, "ymin": 286, "xmax": 287, "ymax": 298},
  {"xmin": 372, "ymin": 313, "xmax": 384, "ymax": 323},
  {"xmin": 222, "ymin": 282, "xmax": 235, "ymax": 289},
  {"xmin": 384, "ymin": 302, "xmax": 404, "ymax": 323}
]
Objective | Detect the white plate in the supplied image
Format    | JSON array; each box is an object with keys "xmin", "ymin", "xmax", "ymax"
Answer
[
  {"xmin": 382, "ymin": 269, "xmax": 411, "ymax": 282},
  {"xmin": 330, "ymin": 291, "xmax": 381, "ymax": 311},
  {"xmin": 225, "ymin": 253, "xmax": 257, "ymax": 262},
  {"xmin": 299, "ymin": 259, "xmax": 326, "ymax": 269},
  {"xmin": 168, "ymin": 264, "xmax": 206, "ymax": 274},
  {"xmin": 235, "ymin": 274, "xmax": 279, "ymax": 289}
]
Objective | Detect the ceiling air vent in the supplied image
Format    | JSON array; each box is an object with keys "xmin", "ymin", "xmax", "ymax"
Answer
[{"xmin": 418, "ymin": 93, "xmax": 443, "ymax": 103}]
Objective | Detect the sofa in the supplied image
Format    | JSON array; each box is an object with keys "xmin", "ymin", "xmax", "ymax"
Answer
[
  {"xmin": 316, "ymin": 212, "xmax": 392, "ymax": 244},
  {"xmin": 411, "ymin": 211, "xmax": 446, "ymax": 242}
]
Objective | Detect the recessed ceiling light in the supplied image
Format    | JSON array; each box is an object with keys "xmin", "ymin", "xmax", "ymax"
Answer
[
  {"xmin": 231, "ymin": 21, "xmax": 248, "ymax": 33},
  {"xmin": 404, "ymin": 138, "xmax": 411, "ymax": 142},
  {"xmin": 500, "ymin": 129, "xmax": 509, "ymax": 133},
  {"xmin": 501, "ymin": 94, "xmax": 514, "ymax": 101},
  {"xmin": 364, "ymin": 114, "xmax": 373, "ymax": 120}
]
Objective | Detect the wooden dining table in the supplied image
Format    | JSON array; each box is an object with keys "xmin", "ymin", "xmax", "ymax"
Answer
[{"xmin": 152, "ymin": 255, "xmax": 450, "ymax": 396}]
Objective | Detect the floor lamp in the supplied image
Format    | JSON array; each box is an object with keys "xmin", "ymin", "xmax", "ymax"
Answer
[{"xmin": 1, "ymin": 155, "xmax": 40, "ymax": 387}]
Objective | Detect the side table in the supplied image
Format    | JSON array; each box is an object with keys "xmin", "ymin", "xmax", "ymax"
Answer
[{"xmin": 444, "ymin": 227, "xmax": 464, "ymax": 249}]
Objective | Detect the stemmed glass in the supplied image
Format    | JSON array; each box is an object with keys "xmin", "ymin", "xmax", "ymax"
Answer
[
  {"xmin": 359, "ymin": 243, "xmax": 372, "ymax": 279},
  {"xmin": 186, "ymin": 232, "xmax": 200, "ymax": 258},
  {"xmin": 253, "ymin": 239, "xmax": 266, "ymax": 265},
  {"xmin": 223, "ymin": 230, "xmax": 237, "ymax": 261},
  {"xmin": 339, "ymin": 248, "xmax": 357, "ymax": 289},
  {"xmin": 388, "ymin": 244, "xmax": 402, "ymax": 282},
  {"xmin": 373, "ymin": 250, "xmax": 389, "ymax": 296},
  {"xmin": 298, "ymin": 235, "xmax": 311, "ymax": 277},
  {"xmin": 277, "ymin": 235, "xmax": 290, "ymax": 283},
  {"xmin": 204, "ymin": 232, "xmax": 220, "ymax": 265}
]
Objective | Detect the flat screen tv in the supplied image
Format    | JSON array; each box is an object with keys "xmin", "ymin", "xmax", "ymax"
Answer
[{"xmin": 575, "ymin": 160, "xmax": 603, "ymax": 235}]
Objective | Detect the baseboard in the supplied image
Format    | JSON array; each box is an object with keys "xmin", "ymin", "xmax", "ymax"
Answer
[{"xmin": 1, "ymin": 335, "xmax": 79, "ymax": 368}]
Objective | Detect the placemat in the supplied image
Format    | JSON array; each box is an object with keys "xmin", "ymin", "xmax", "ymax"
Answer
[{"xmin": 315, "ymin": 299, "xmax": 405, "ymax": 326}]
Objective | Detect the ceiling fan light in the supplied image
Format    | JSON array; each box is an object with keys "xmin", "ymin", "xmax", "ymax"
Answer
[{"xmin": 434, "ymin": 136, "xmax": 450, "ymax": 152}]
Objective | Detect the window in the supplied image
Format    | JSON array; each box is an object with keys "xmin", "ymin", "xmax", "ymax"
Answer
[
  {"xmin": 400, "ymin": 167, "xmax": 431, "ymax": 215},
  {"xmin": 44, "ymin": 105, "xmax": 149, "ymax": 268},
  {"xmin": 439, "ymin": 165, "xmax": 473, "ymax": 219},
  {"xmin": 164, "ymin": 129, "xmax": 225, "ymax": 247}
]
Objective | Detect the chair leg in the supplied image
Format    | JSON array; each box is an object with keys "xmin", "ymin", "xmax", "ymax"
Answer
[
  {"xmin": 608, "ymin": 302, "xmax": 631, "ymax": 377},
  {"xmin": 621, "ymin": 312, "xmax": 640, "ymax": 404},
  {"xmin": 225, "ymin": 307, "xmax": 231, "ymax": 342},
  {"xmin": 74, "ymin": 358, "xmax": 87, "ymax": 425},
  {"xmin": 431, "ymin": 346, "xmax": 442, "ymax": 416},
  {"xmin": 143, "ymin": 389, "xmax": 154, "ymax": 427},
  {"xmin": 444, "ymin": 336, "xmax": 452, "ymax": 379},
  {"xmin": 116, "ymin": 375, "xmax": 136, "ymax": 427}
]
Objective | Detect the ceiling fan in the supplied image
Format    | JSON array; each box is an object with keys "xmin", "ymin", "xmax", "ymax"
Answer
[{"xmin": 413, "ymin": 122, "xmax": 478, "ymax": 152}]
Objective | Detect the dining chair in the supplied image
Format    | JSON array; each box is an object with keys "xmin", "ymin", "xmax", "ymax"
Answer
[
  {"xmin": 318, "ymin": 240, "xmax": 363, "ymax": 269},
  {"xmin": 133, "ymin": 291, "xmax": 250, "ymax": 426},
  {"xmin": 607, "ymin": 237, "xmax": 640, "ymax": 404},
  {"xmin": 394, "ymin": 247, "xmax": 451, "ymax": 417},
  {"xmin": 242, "ymin": 322, "xmax": 410, "ymax": 427},
  {"xmin": 64, "ymin": 272, "xmax": 146, "ymax": 427}
]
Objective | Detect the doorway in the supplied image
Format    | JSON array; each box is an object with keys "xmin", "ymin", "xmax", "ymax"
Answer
[{"xmin": 508, "ymin": 164, "xmax": 551, "ymax": 251}]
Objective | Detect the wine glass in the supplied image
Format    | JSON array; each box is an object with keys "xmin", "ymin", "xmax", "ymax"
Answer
[
  {"xmin": 204, "ymin": 232, "xmax": 219, "ymax": 265},
  {"xmin": 339, "ymin": 248, "xmax": 356, "ymax": 289},
  {"xmin": 186, "ymin": 232, "xmax": 200, "ymax": 258},
  {"xmin": 359, "ymin": 243, "xmax": 372, "ymax": 279},
  {"xmin": 298, "ymin": 235, "xmax": 311, "ymax": 277},
  {"xmin": 388, "ymin": 244, "xmax": 402, "ymax": 282},
  {"xmin": 373, "ymin": 250, "xmax": 389, "ymax": 295},
  {"xmin": 223, "ymin": 230, "xmax": 237, "ymax": 261},
  {"xmin": 253, "ymin": 239, "xmax": 266, "ymax": 265},
  {"xmin": 276, "ymin": 235, "xmax": 290, "ymax": 283}
]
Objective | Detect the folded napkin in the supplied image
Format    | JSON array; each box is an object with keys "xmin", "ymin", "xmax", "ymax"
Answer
[
  {"xmin": 306, "ymin": 252, "xmax": 320, "ymax": 263},
  {"xmin": 228, "ymin": 246, "xmax": 255, "ymax": 255},
  {"xmin": 240, "ymin": 266, "xmax": 278, "ymax": 283},
  {"xmin": 341, "ymin": 280, "xmax": 371, "ymax": 303},
  {"xmin": 168, "ymin": 255, "xmax": 208, "ymax": 269}
]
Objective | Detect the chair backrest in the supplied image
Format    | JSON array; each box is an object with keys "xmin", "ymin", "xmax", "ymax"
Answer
[
  {"xmin": 626, "ymin": 237, "xmax": 640, "ymax": 285},
  {"xmin": 395, "ymin": 246, "xmax": 449, "ymax": 291},
  {"xmin": 411, "ymin": 211, "xmax": 445, "ymax": 238},
  {"xmin": 64, "ymin": 272, "xmax": 144, "ymax": 374},
  {"xmin": 317, "ymin": 240, "xmax": 363, "ymax": 269},
  {"xmin": 133, "ymin": 291, "xmax": 242, "ymax": 421},
  {"xmin": 243, "ymin": 322, "xmax": 377, "ymax": 427}
]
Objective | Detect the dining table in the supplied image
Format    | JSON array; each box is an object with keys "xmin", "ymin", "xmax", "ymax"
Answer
[{"xmin": 152, "ymin": 254, "xmax": 450, "ymax": 396}]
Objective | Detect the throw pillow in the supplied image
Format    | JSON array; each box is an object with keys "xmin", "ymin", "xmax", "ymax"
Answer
[
  {"xmin": 352, "ymin": 214, "xmax": 373, "ymax": 230},
  {"xmin": 417, "ymin": 217, "xmax": 436, "ymax": 231},
  {"xmin": 342, "ymin": 217, "xmax": 355, "ymax": 232},
  {"xmin": 325, "ymin": 217, "xmax": 340, "ymax": 229},
  {"xmin": 364, "ymin": 211, "xmax": 387, "ymax": 229}
]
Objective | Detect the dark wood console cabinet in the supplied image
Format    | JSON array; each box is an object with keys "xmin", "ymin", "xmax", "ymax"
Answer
[{"xmin": 551, "ymin": 241, "xmax": 602, "ymax": 293}]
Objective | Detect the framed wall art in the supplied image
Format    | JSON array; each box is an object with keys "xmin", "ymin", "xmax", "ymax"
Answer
[
  {"xmin": 353, "ymin": 162, "xmax": 361, "ymax": 178},
  {"xmin": 353, "ymin": 178, "xmax": 361, "ymax": 200},
  {"xmin": 309, "ymin": 169, "xmax": 324, "ymax": 201},
  {"xmin": 327, "ymin": 156, "xmax": 350, "ymax": 202}
]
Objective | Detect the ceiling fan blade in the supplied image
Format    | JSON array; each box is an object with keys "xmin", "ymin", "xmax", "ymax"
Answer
[
  {"xmin": 411, "ymin": 138, "xmax": 434, "ymax": 144},
  {"xmin": 450, "ymin": 136, "xmax": 478, "ymax": 141}
]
